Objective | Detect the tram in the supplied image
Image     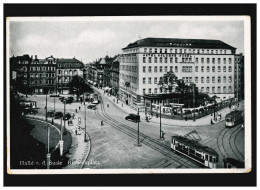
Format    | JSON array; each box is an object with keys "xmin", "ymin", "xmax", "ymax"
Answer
[
  {"xmin": 225, "ymin": 110, "xmax": 243, "ymax": 128},
  {"xmin": 171, "ymin": 135, "xmax": 219, "ymax": 168}
]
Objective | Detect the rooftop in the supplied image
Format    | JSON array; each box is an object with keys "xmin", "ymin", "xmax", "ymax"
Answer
[{"xmin": 123, "ymin": 37, "xmax": 236, "ymax": 50}]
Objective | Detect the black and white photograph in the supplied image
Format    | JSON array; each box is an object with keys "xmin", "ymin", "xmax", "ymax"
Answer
[{"xmin": 5, "ymin": 11, "xmax": 253, "ymax": 177}]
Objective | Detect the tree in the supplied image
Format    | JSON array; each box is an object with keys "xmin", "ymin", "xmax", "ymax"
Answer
[
  {"xmin": 68, "ymin": 75, "xmax": 93, "ymax": 101},
  {"xmin": 158, "ymin": 71, "xmax": 178, "ymax": 93},
  {"xmin": 11, "ymin": 76, "xmax": 32, "ymax": 96}
]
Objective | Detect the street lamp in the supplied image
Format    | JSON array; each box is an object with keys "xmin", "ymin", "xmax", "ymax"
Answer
[
  {"xmin": 46, "ymin": 124, "xmax": 51, "ymax": 169},
  {"xmin": 84, "ymin": 93, "xmax": 88, "ymax": 142},
  {"xmin": 60, "ymin": 99, "xmax": 66, "ymax": 156},
  {"xmin": 158, "ymin": 105, "xmax": 164, "ymax": 141}
]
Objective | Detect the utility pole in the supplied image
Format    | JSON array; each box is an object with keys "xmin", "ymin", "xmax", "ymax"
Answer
[
  {"xmin": 45, "ymin": 93, "xmax": 47, "ymax": 121},
  {"xmin": 158, "ymin": 105, "xmax": 164, "ymax": 140},
  {"xmin": 193, "ymin": 84, "xmax": 196, "ymax": 122},
  {"xmin": 135, "ymin": 108, "xmax": 141, "ymax": 146},
  {"xmin": 46, "ymin": 124, "xmax": 51, "ymax": 169},
  {"xmin": 84, "ymin": 94, "xmax": 87, "ymax": 142},
  {"xmin": 60, "ymin": 100, "xmax": 65, "ymax": 156}
]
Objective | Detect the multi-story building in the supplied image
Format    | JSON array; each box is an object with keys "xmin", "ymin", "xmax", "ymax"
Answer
[
  {"xmin": 30, "ymin": 55, "xmax": 57, "ymax": 94},
  {"xmin": 110, "ymin": 56, "xmax": 120, "ymax": 97},
  {"xmin": 119, "ymin": 37, "xmax": 238, "ymax": 109},
  {"xmin": 56, "ymin": 58, "xmax": 84, "ymax": 94},
  {"xmin": 234, "ymin": 53, "xmax": 244, "ymax": 100}
]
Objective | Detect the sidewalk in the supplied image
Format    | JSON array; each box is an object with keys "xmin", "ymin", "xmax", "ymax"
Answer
[
  {"xmin": 93, "ymin": 86, "xmax": 244, "ymax": 127},
  {"xmin": 27, "ymin": 113, "xmax": 91, "ymax": 169}
]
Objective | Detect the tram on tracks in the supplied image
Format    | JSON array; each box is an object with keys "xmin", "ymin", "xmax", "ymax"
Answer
[
  {"xmin": 171, "ymin": 136, "xmax": 219, "ymax": 168},
  {"xmin": 225, "ymin": 110, "xmax": 243, "ymax": 128}
]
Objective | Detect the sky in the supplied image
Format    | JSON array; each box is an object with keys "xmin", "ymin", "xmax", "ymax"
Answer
[{"xmin": 8, "ymin": 18, "xmax": 244, "ymax": 63}]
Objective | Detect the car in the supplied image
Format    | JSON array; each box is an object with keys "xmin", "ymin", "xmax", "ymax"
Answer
[
  {"xmin": 65, "ymin": 97, "xmax": 74, "ymax": 103},
  {"xmin": 125, "ymin": 113, "xmax": 140, "ymax": 123},
  {"xmin": 47, "ymin": 110, "xmax": 55, "ymax": 117},
  {"xmin": 87, "ymin": 104, "xmax": 96, "ymax": 110},
  {"xmin": 92, "ymin": 100, "xmax": 99, "ymax": 104},
  {"xmin": 50, "ymin": 94, "xmax": 60, "ymax": 97},
  {"xmin": 54, "ymin": 112, "xmax": 63, "ymax": 119},
  {"xmin": 64, "ymin": 113, "xmax": 71, "ymax": 120}
]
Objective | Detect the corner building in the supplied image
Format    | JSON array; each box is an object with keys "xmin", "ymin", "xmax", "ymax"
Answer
[{"xmin": 119, "ymin": 37, "xmax": 237, "ymax": 110}]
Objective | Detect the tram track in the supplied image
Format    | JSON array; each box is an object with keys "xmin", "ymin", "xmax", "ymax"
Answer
[
  {"xmin": 216, "ymin": 128, "xmax": 230, "ymax": 158},
  {"xmin": 94, "ymin": 92, "xmax": 201, "ymax": 168},
  {"xmin": 233, "ymin": 128, "xmax": 244, "ymax": 159},
  {"xmin": 228, "ymin": 126, "xmax": 243, "ymax": 161}
]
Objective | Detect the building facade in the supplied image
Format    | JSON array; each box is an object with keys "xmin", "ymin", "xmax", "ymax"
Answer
[
  {"xmin": 110, "ymin": 56, "xmax": 120, "ymax": 97},
  {"xmin": 56, "ymin": 58, "xmax": 84, "ymax": 94},
  {"xmin": 119, "ymin": 37, "xmax": 238, "ymax": 109}
]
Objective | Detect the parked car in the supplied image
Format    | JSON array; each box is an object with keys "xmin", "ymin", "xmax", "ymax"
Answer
[
  {"xmin": 50, "ymin": 94, "xmax": 60, "ymax": 97},
  {"xmin": 65, "ymin": 97, "xmax": 74, "ymax": 103},
  {"xmin": 87, "ymin": 104, "xmax": 96, "ymax": 110},
  {"xmin": 47, "ymin": 110, "xmax": 55, "ymax": 117},
  {"xmin": 64, "ymin": 113, "xmax": 71, "ymax": 120},
  {"xmin": 125, "ymin": 113, "xmax": 140, "ymax": 123},
  {"xmin": 59, "ymin": 97, "xmax": 65, "ymax": 102},
  {"xmin": 54, "ymin": 112, "xmax": 63, "ymax": 119},
  {"xmin": 92, "ymin": 100, "xmax": 100, "ymax": 104}
]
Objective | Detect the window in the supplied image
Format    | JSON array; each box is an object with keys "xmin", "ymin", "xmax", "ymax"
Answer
[
  {"xmin": 148, "ymin": 57, "xmax": 152, "ymax": 63},
  {"xmin": 218, "ymin": 66, "xmax": 221, "ymax": 72},
  {"xmin": 220, "ymin": 50, "xmax": 223, "ymax": 54},
  {"xmin": 223, "ymin": 66, "xmax": 226, "ymax": 72},
  {"xmin": 211, "ymin": 50, "xmax": 214, "ymax": 54},
  {"xmin": 164, "ymin": 66, "xmax": 168, "ymax": 72},
  {"xmin": 170, "ymin": 66, "xmax": 173, "ymax": 72},
  {"xmin": 207, "ymin": 76, "xmax": 210, "ymax": 83},
  {"xmin": 144, "ymin": 48, "xmax": 147, "ymax": 53},
  {"xmin": 182, "ymin": 66, "xmax": 185, "ymax": 72},
  {"xmin": 180, "ymin": 49, "xmax": 182, "ymax": 53},
  {"xmin": 207, "ymin": 66, "xmax": 210, "ymax": 72},
  {"xmin": 154, "ymin": 66, "xmax": 158, "ymax": 72},
  {"xmin": 175, "ymin": 66, "xmax": 178, "ymax": 72},
  {"xmin": 218, "ymin": 76, "xmax": 221, "ymax": 83},
  {"xmin": 195, "ymin": 58, "xmax": 198, "ymax": 63},
  {"xmin": 149, "ymin": 48, "xmax": 152, "ymax": 53},
  {"xmin": 228, "ymin": 86, "xmax": 232, "ymax": 92},
  {"xmin": 195, "ymin": 77, "xmax": 198, "ymax": 83},
  {"xmin": 155, "ymin": 48, "xmax": 157, "ymax": 53},
  {"xmin": 165, "ymin": 57, "xmax": 167, "ymax": 63},
  {"xmin": 154, "ymin": 77, "xmax": 157, "ymax": 84},
  {"xmin": 229, "ymin": 76, "xmax": 232, "ymax": 83},
  {"xmin": 170, "ymin": 57, "xmax": 173, "ymax": 63},
  {"xmin": 160, "ymin": 57, "xmax": 163, "ymax": 63},
  {"xmin": 212, "ymin": 58, "xmax": 215, "ymax": 64},
  {"xmin": 175, "ymin": 49, "xmax": 177, "ymax": 53},
  {"xmin": 148, "ymin": 66, "xmax": 152, "ymax": 72},
  {"xmin": 201, "ymin": 77, "xmax": 204, "ymax": 83},
  {"xmin": 212, "ymin": 87, "xmax": 215, "ymax": 93},
  {"xmin": 223, "ymin": 58, "xmax": 226, "ymax": 64},
  {"xmin": 207, "ymin": 50, "xmax": 209, "ymax": 54},
  {"xmin": 218, "ymin": 86, "xmax": 221, "ymax": 93},
  {"xmin": 143, "ymin": 78, "xmax": 146, "ymax": 84},
  {"xmin": 155, "ymin": 57, "xmax": 158, "ymax": 63},
  {"xmin": 160, "ymin": 66, "xmax": 163, "ymax": 72},
  {"xmin": 175, "ymin": 57, "xmax": 178, "ymax": 63},
  {"xmin": 206, "ymin": 87, "xmax": 210, "ymax": 92},
  {"xmin": 229, "ymin": 58, "xmax": 232, "ymax": 64},
  {"xmin": 143, "ymin": 57, "xmax": 146, "ymax": 63},
  {"xmin": 201, "ymin": 87, "xmax": 204, "ymax": 92},
  {"xmin": 218, "ymin": 58, "xmax": 221, "ymax": 64},
  {"xmin": 216, "ymin": 50, "xmax": 218, "ymax": 54},
  {"xmin": 58, "ymin": 70, "xmax": 61, "ymax": 74},
  {"xmin": 223, "ymin": 86, "xmax": 226, "ymax": 92},
  {"xmin": 160, "ymin": 49, "xmax": 162, "ymax": 53},
  {"xmin": 164, "ymin": 49, "xmax": 167, "ymax": 53},
  {"xmin": 148, "ymin": 77, "xmax": 151, "ymax": 84},
  {"xmin": 212, "ymin": 66, "xmax": 215, "ymax": 72},
  {"xmin": 143, "ymin": 89, "xmax": 146, "ymax": 94},
  {"xmin": 195, "ymin": 66, "xmax": 198, "ymax": 72},
  {"xmin": 207, "ymin": 58, "xmax": 210, "ymax": 63},
  {"xmin": 223, "ymin": 76, "xmax": 226, "ymax": 83},
  {"xmin": 201, "ymin": 66, "xmax": 204, "ymax": 72},
  {"xmin": 154, "ymin": 88, "xmax": 157, "ymax": 94},
  {"xmin": 212, "ymin": 76, "xmax": 215, "ymax": 83},
  {"xmin": 229, "ymin": 66, "xmax": 232, "ymax": 72},
  {"xmin": 143, "ymin": 66, "xmax": 146, "ymax": 73}
]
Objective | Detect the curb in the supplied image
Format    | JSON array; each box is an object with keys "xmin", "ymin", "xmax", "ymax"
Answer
[{"xmin": 80, "ymin": 132, "xmax": 91, "ymax": 169}]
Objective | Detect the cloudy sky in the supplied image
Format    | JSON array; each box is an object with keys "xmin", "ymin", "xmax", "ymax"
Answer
[{"xmin": 9, "ymin": 17, "xmax": 244, "ymax": 63}]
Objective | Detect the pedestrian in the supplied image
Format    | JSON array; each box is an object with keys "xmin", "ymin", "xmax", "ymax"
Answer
[
  {"xmin": 220, "ymin": 113, "xmax": 222, "ymax": 119},
  {"xmin": 79, "ymin": 106, "xmax": 81, "ymax": 110},
  {"xmin": 101, "ymin": 120, "xmax": 104, "ymax": 126},
  {"xmin": 107, "ymin": 104, "xmax": 109, "ymax": 108},
  {"xmin": 185, "ymin": 116, "xmax": 187, "ymax": 121},
  {"xmin": 76, "ymin": 109, "xmax": 77, "ymax": 113},
  {"xmin": 122, "ymin": 103, "xmax": 123, "ymax": 107}
]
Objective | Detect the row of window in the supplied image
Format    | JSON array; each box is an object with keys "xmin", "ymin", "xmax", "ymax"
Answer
[
  {"xmin": 143, "ymin": 48, "xmax": 229, "ymax": 54},
  {"xmin": 120, "ymin": 56, "xmax": 137, "ymax": 63},
  {"xmin": 57, "ymin": 70, "xmax": 78, "ymax": 75},
  {"xmin": 31, "ymin": 80, "xmax": 54, "ymax": 85},
  {"xmin": 143, "ymin": 86, "xmax": 233, "ymax": 94},
  {"xmin": 143, "ymin": 56, "xmax": 232, "ymax": 64},
  {"xmin": 30, "ymin": 66, "xmax": 55, "ymax": 71},
  {"xmin": 195, "ymin": 66, "xmax": 232, "ymax": 72},
  {"xmin": 194, "ymin": 76, "xmax": 233, "ymax": 83},
  {"xmin": 30, "ymin": 73, "xmax": 55, "ymax": 78},
  {"xmin": 121, "ymin": 74, "xmax": 138, "ymax": 84},
  {"xmin": 120, "ymin": 65, "xmax": 138, "ymax": 72},
  {"xmin": 143, "ymin": 66, "xmax": 178, "ymax": 73}
]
